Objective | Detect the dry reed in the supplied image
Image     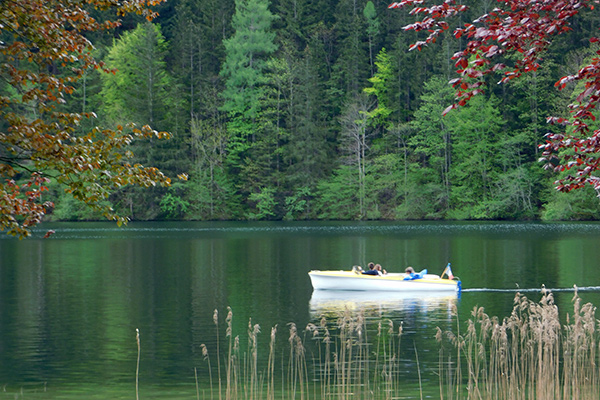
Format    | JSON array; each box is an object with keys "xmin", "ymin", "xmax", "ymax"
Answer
[
  {"xmin": 134, "ymin": 291, "xmax": 600, "ymax": 400},
  {"xmin": 196, "ymin": 307, "xmax": 411, "ymax": 399},
  {"xmin": 438, "ymin": 289, "xmax": 600, "ymax": 400}
]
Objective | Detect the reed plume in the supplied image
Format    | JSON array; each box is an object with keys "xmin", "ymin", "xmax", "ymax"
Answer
[{"xmin": 438, "ymin": 290, "xmax": 600, "ymax": 400}]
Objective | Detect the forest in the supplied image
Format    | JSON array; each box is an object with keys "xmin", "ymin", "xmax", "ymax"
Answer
[{"xmin": 18, "ymin": 0, "xmax": 600, "ymax": 222}]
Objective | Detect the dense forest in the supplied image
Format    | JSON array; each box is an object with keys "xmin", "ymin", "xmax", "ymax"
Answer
[{"xmin": 38, "ymin": 0, "xmax": 600, "ymax": 221}]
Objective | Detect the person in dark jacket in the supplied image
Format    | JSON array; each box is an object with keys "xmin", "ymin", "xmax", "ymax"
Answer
[{"xmin": 362, "ymin": 262, "xmax": 379, "ymax": 275}]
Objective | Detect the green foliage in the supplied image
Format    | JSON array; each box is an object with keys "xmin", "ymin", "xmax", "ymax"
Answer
[
  {"xmin": 364, "ymin": 48, "xmax": 395, "ymax": 128},
  {"xmin": 0, "ymin": 0, "xmax": 173, "ymax": 237},
  {"xmin": 542, "ymin": 188, "xmax": 600, "ymax": 220},
  {"xmin": 283, "ymin": 187, "xmax": 312, "ymax": 221},
  {"xmin": 187, "ymin": 167, "xmax": 241, "ymax": 220},
  {"xmin": 408, "ymin": 75, "xmax": 456, "ymax": 215},
  {"xmin": 283, "ymin": 40, "xmax": 335, "ymax": 189},
  {"xmin": 367, "ymin": 153, "xmax": 402, "ymax": 219},
  {"xmin": 448, "ymin": 95, "xmax": 503, "ymax": 218},
  {"xmin": 395, "ymin": 163, "xmax": 448, "ymax": 220},
  {"xmin": 13, "ymin": 0, "xmax": 600, "ymax": 225},
  {"xmin": 247, "ymin": 187, "xmax": 278, "ymax": 220},
  {"xmin": 314, "ymin": 167, "xmax": 360, "ymax": 220},
  {"xmin": 484, "ymin": 165, "xmax": 541, "ymax": 220},
  {"xmin": 50, "ymin": 182, "xmax": 111, "ymax": 221},
  {"xmin": 160, "ymin": 182, "xmax": 190, "ymax": 219},
  {"xmin": 220, "ymin": 0, "xmax": 277, "ymax": 118},
  {"xmin": 220, "ymin": 0, "xmax": 278, "ymax": 194},
  {"xmin": 101, "ymin": 22, "xmax": 174, "ymax": 130}
]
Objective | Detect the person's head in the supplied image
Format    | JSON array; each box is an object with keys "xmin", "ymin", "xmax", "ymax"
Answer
[
  {"xmin": 405, "ymin": 266, "xmax": 415, "ymax": 274},
  {"xmin": 368, "ymin": 262, "xmax": 375, "ymax": 270},
  {"xmin": 375, "ymin": 264, "xmax": 382, "ymax": 271}
]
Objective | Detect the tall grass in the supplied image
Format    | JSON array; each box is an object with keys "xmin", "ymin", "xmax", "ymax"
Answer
[
  {"xmin": 197, "ymin": 308, "xmax": 408, "ymax": 399},
  {"xmin": 438, "ymin": 289, "xmax": 600, "ymax": 400},
  {"xmin": 131, "ymin": 290, "xmax": 600, "ymax": 399}
]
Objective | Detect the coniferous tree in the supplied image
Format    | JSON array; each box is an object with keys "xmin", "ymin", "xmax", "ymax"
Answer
[
  {"xmin": 364, "ymin": 48, "xmax": 403, "ymax": 218},
  {"xmin": 331, "ymin": 0, "xmax": 370, "ymax": 101},
  {"xmin": 100, "ymin": 22, "xmax": 181, "ymax": 219},
  {"xmin": 408, "ymin": 75, "xmax": 456, "ymax": 218},
  {"xmin": 285, "ymin": 40, "xmax": 334, "ymax": 190},
  {"xmin": 220, "ymin": 0, "xmax": 278, "ymax": 198},
  {"xmin": 363, "ymin": 1, "xmax": 380, "ymax": 77},
  {"xmin": 101, "ymin": 22, "xmax": 174, "ymax": 131}
]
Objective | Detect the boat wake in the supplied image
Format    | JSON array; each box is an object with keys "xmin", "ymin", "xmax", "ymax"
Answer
[{"xmin": 463, "ymin": 286, "xmax": 600, "ymax": 293}]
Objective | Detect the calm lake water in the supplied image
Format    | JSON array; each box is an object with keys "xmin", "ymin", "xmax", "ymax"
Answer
[{"xmin": 2, "ymin": 221, "xmax": 600, "ymax": 399}]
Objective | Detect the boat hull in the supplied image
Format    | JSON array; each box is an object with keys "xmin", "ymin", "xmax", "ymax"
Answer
[{"xmin": 308, "ymin": 270, "xmax": 460, "ymax": 292}]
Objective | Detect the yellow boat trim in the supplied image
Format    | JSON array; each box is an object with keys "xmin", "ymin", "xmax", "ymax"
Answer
[{"xmin": 309, "ymin": 270, "xmax": 457, "ymax": 285}]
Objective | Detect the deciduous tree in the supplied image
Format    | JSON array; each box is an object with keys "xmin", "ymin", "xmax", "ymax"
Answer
[
  {"xmin": 389, "ymin": 0, "xmax": 600, "ymax": 194},
  {"xmin": 0, "ymin": 0, "xmax": 173, "ymax": 237}
]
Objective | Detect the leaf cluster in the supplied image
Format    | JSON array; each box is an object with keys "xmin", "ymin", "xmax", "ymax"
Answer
[
  {"xmin": 390, "ymin": 0, "xmax": 600, "ymax": 194},
  {"xmin": 0, "ymin": 0, "xmax": 172, "ymax": 237}
]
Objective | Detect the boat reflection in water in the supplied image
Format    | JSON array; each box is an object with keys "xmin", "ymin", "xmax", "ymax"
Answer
[
  {"xmin": 309, "ymin": 289, "xmax": 460, "ymax": 322},
  {"xmin": 307, "ymin": 289, "xmax": 461, "ymax": 397}
]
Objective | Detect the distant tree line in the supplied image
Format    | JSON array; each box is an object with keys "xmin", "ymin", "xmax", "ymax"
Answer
[{"xmin": 47, "ymin": 0, "xmax": 600, "ymax": 221}]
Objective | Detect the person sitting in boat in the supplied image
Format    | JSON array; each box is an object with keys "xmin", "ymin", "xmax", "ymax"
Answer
[
  {"xmin": 375, "ymin": 263, "xmax": 387, "ymax": 275},
  {"xmin": 362, "ymin": 262, "xmax": 379, "ymax": 275},
  {"xmin": 403, "ymin": 266, "xmax": 427, "ymax": 280}
]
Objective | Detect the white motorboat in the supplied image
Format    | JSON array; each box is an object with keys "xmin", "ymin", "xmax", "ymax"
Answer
[{"xmin": 308, "ymin": 267, "xmax": 461, "ymax": 293}]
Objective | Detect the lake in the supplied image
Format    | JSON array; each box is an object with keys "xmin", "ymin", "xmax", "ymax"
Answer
[{"xmin": 2, "ymin": 221, "xmax": 600, "ymax": 399}]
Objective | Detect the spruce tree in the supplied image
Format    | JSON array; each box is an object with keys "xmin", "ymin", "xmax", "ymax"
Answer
[{"xmin": 220, "ymin": 0, "xmax": 278, "ymax": 197}]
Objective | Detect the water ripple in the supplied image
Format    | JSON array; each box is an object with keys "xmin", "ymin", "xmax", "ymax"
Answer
[
  {"xmin": 8, "ymin": 221, "xmax": 600, "ymax": 240},
  {"xmin": 464, "ymin": 286, "xmax": 600, "ymax": 293}
]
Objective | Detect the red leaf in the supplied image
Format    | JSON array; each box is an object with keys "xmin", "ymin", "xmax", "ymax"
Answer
[{"xmin": 449, "ymin": 78, "xmax": 461, "ymax": 88}]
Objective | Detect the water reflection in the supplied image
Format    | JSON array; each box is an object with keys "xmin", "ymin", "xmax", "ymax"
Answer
[
  {"xmin": 309, "ymin": 289, "xmax": 459, "ymax": 317},
  {"xmin": 305, "ymin": 289, "xmax": 461, "ymax": 397},
  {"xmin": 308, "ymin": 289, "xmax": 461, "ymax": 346},
  {"xmin": 3, "ymin": 221, "xmax": 600, "ymax": 399}
]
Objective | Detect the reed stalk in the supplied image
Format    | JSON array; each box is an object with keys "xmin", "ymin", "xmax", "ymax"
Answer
[
  {"xmin": 136, "ymin": 328, "xmax": 140, "ymax": 400},
  {"xmin": 436, "ymin": 290, "xmax": 600, "ymax": 400},
  {"xmin": 214, "ymin": 309, "xmax": 222, "ymax": 400},
  {"xmin": 194, "ymin": 367, "xmax": 200, "ymax": 400},
  {"xmin": 187, "ymin": 298, "xmax": 600, "ymax": 400},
  {"xmin": 195, "ymin": 307, "xmax": 416, "ymax": 399},
  {"xmin": 413, "ymin": 342, "xmax": 423, "ymax": 400},
  {"xmin": 266, "ymin": 325, "xmax": 277, "ymax": 400},
  {"xmin": 225, "ymin": 307, "xmax": 234, "ymax": 400},
  {"xmin": 200, "ymin": 343, "xmax": 212, "ymax": 400}
]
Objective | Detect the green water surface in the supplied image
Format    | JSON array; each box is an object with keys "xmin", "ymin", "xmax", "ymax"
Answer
[{"xmin": 1, "ymin": 221, "xmax": 600, "ymax": 398}]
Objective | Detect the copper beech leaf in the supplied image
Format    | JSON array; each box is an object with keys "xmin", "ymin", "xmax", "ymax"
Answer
[
  {"xmin": 390, "ymin": 0, "xmax": 600, "ymax": 194},
  {"xmin": 0, "ymin": 0, "xmax": 171, "ymax": 238}
]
